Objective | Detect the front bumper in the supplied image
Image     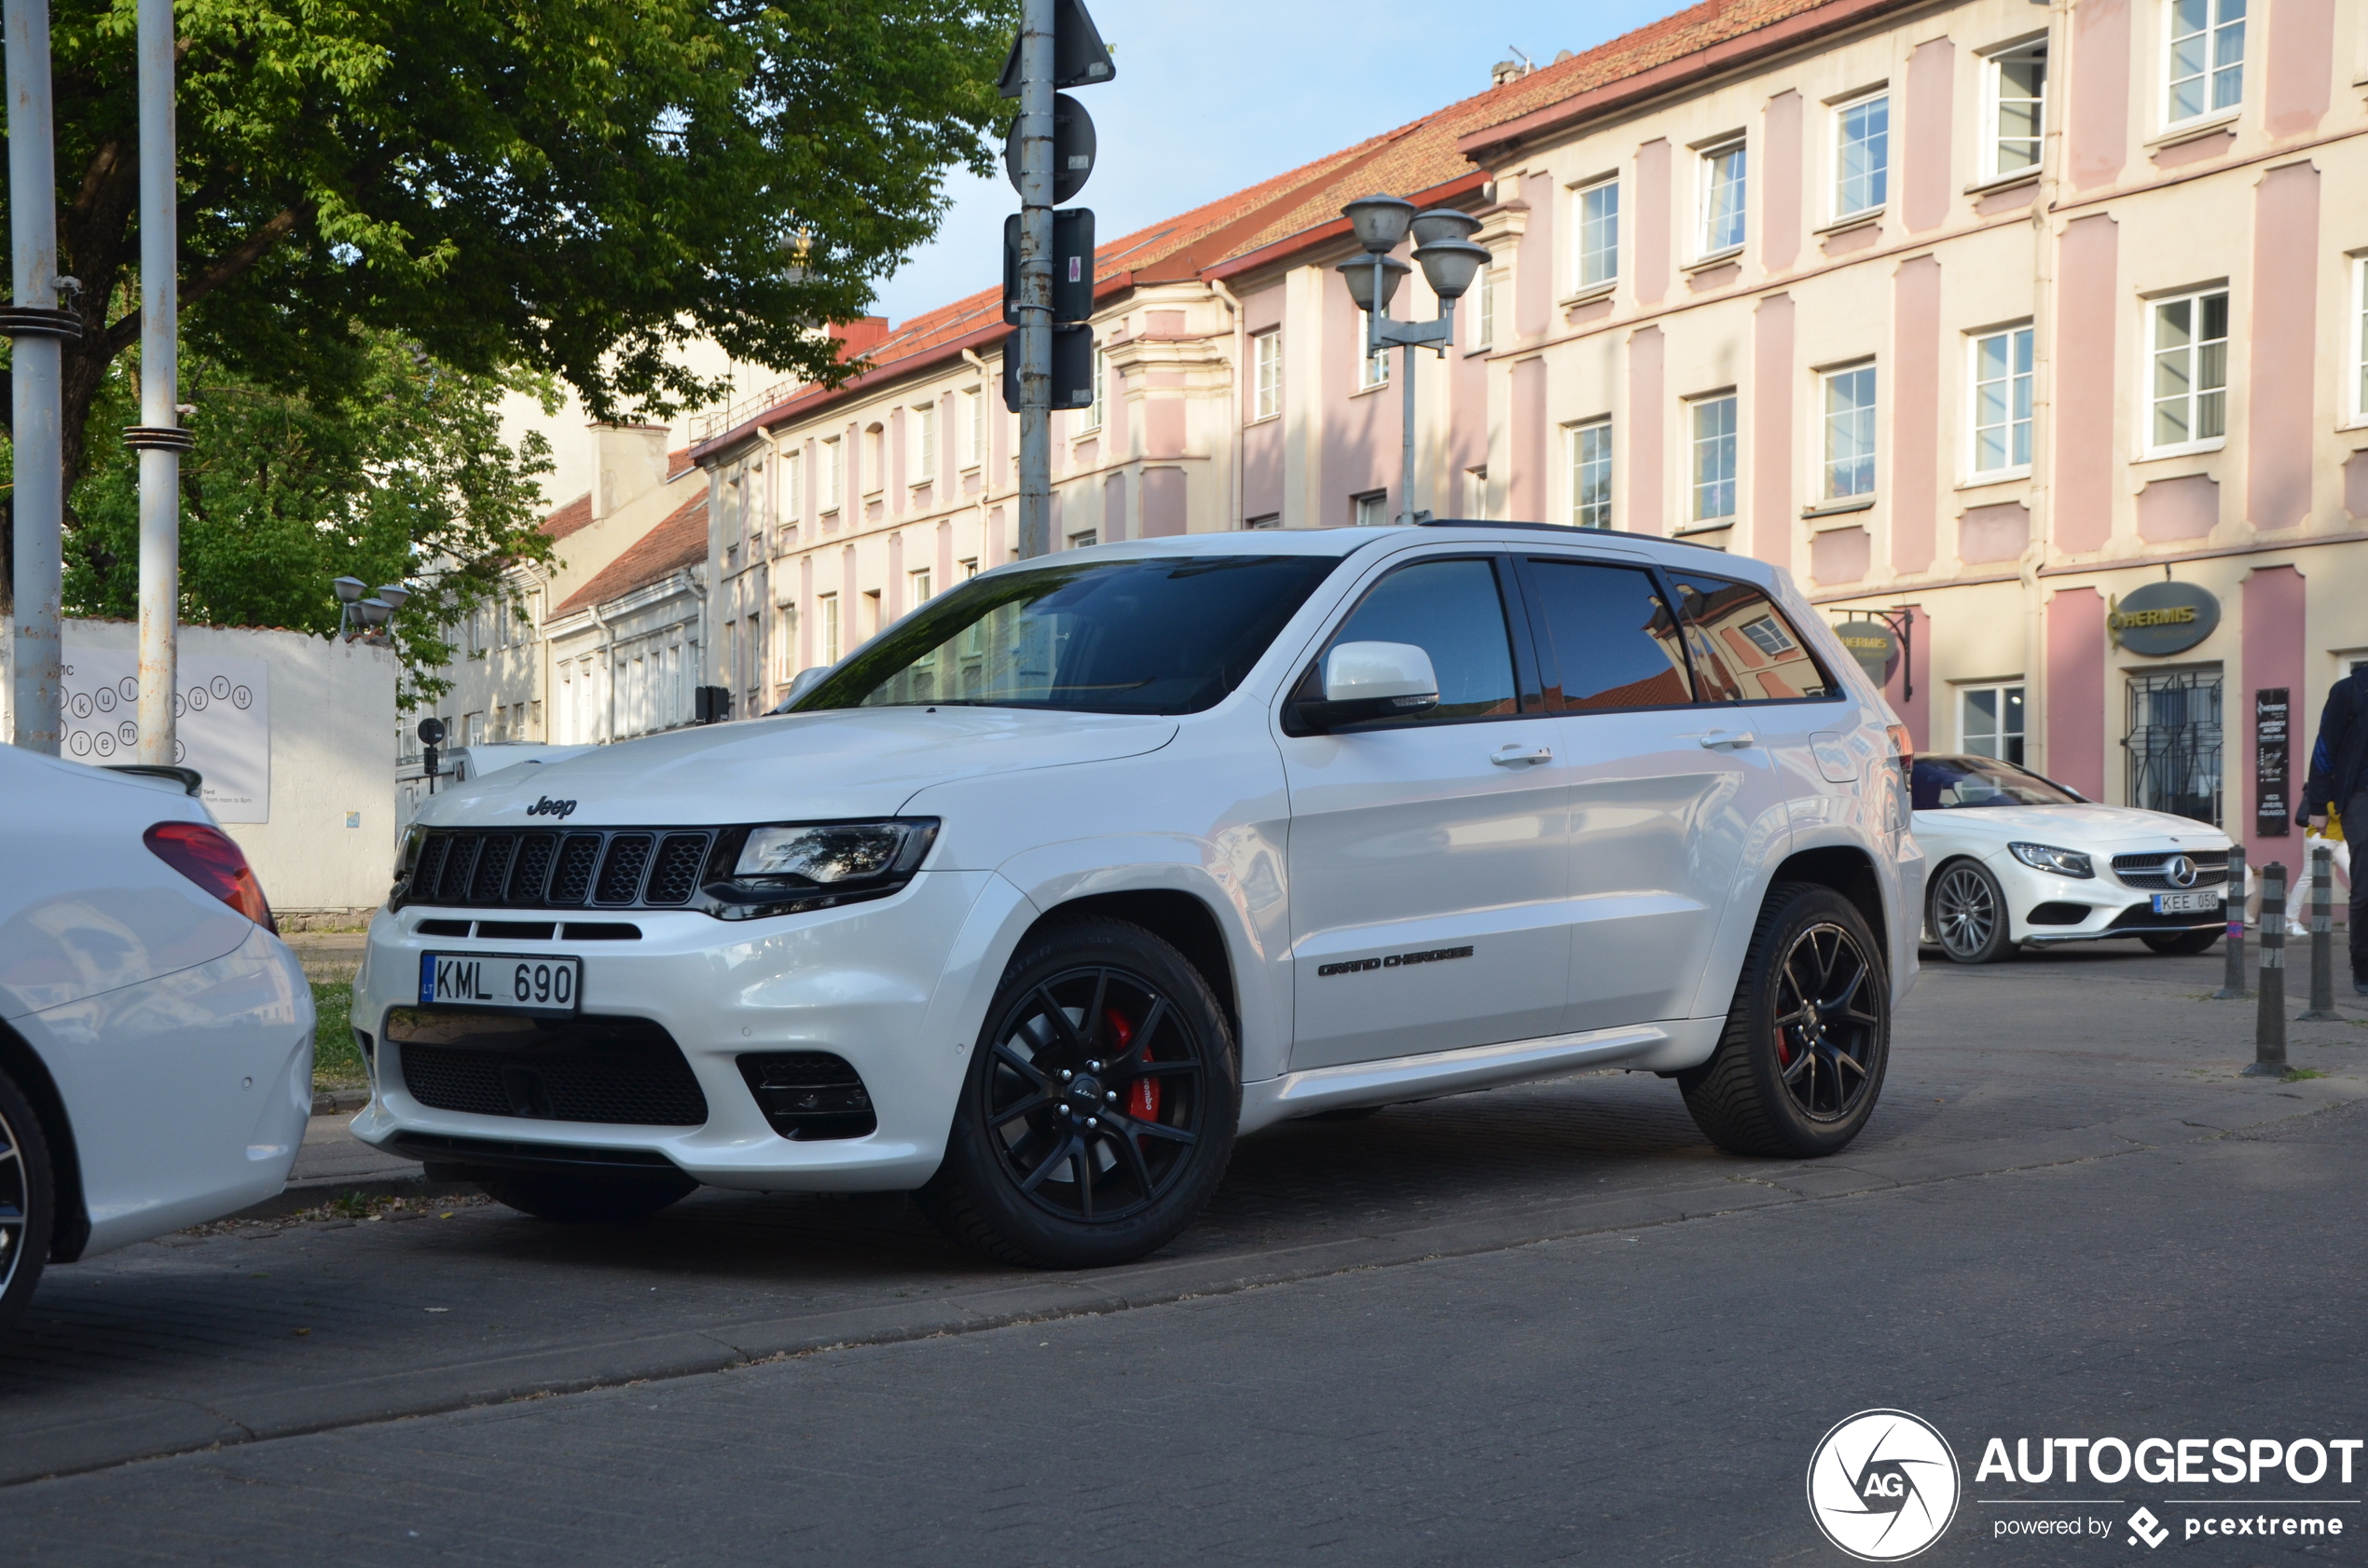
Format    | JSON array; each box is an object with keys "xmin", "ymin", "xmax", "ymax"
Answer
[
  {"xmin": 349, "ymin": 869, "xmax": 1012, "ymax": 1191},
  {"xmin": 1998, "ymin": 854, "xmax": 2228, "ymax": 944}
]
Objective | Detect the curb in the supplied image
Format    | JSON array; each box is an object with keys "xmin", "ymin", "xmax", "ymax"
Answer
[
  {"xmin": 226, "ymin": 1173, "xmax": 483, "ymax": 1223},
  {"xmin": 309, "ymin": 1090, "xmax": 370, "ymax": 1117}
]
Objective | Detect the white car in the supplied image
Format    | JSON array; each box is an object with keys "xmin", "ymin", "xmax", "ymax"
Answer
[
  {"xmin": 1912, "ymin": 752, "xmax": 2233, "ymax": 963},
  {"xmin": 353, "ymin": 523, "xmax": 1921, "ymax": 1267},
  {"xmin": 0, "ymin": 747, "xmax": 314, "ymax": 1325}
]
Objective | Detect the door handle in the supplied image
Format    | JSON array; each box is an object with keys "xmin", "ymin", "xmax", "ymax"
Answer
[
  {"xmin": 1697, "ymin": 731, "xmax": 1757, "ymax": 750},
  {"xmin": 1491, "ymin": 743, "xmax": 1554, "ymax": 766}
]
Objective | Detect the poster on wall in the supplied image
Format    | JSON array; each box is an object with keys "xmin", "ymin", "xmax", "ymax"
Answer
[
  {"xmin": 2254, "ymin": 687, "xmax": 2291, "ymax": 840},
  {"xmin": 59, "ymin": 643, "xmax": 270, "ymax": 823}
]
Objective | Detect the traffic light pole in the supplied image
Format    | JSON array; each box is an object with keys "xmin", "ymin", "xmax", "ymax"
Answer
[
  {"xmin": 6, "ymin": 0, "xmax": 69, "ymax": 755},
  {"xmin": 1013, "ymin": 0, "xmax": 1054, "ymax": 560},
  {"xmin": 131, "ymin": 0, "xmax": 187, "ymax": 765}
]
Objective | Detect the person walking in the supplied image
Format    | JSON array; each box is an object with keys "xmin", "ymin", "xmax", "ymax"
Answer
[{"xmin": 2299, "ymin": 667, "xmax": 2368, "ymax": 993}]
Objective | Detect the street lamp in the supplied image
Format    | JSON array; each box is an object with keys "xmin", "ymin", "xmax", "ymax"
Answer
[
  {"xmin": 353, "ymin": 598, "xmax": 392, "ymax": 644},
  {"xmin": 1335, "ymin": 197, "xmax": 1492, "ymax": 525},
  {"xmin": 331, "ymin": 575, "xmax": 366, "ymax": 640},
  {"xmin": 374, "ymin": 584, "xmax": 410, "ymax": 613}
]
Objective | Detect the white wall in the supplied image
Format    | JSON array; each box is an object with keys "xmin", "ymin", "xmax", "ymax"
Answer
[{"xmin": 8, "ymin": 619, "xmax": 397, "ymax": 917}]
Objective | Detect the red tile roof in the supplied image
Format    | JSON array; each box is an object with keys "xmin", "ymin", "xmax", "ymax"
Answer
[
  {"xmin": 540, "ymin": 491, "xmax": 594, "ymax": 542},
  {"xmin": 554, "ymin": 490, "xmax": 709, "ymax": 616},
  {"xmin": 666, "ymin": 447, "xmax": 695, "ymax": 481}
]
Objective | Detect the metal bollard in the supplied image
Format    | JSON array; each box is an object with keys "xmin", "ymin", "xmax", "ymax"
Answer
[
  {"xmin": 2214, "ymin": 844, "xmax": 2250, "ymax": 998},
  {"xmin": 2243, "ymin": 862, "xmax": 2289, "ymax": 1077},
  {"xmin": 2300, "ymin": 843, "xmax": 2342, "ymax": 1022}
]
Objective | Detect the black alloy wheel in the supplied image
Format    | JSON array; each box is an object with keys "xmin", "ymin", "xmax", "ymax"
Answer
[
  {"xmin": 1681, "ymin": 882, "xmax": 1892, "ymax": 1158},
  {"xmin": 921, "ymin": 917, "xmax": 1238, "ymax": 1268},
  {"xmin": 0, "ymin": 1066, "xmax": 56, "ymax": 1329},
  {"xmin": 1928, "ymin": 860, "xmax": 2015, "ymax": 964}
]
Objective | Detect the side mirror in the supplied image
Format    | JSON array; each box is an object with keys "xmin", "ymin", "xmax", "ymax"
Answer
[
  {"xmin": 1298, "ymin": 640, "xmax": 1439, "ymax": 730},
  {"xmin": 772, "ymin": 667, "xmax": 830, "ymax": 714}
]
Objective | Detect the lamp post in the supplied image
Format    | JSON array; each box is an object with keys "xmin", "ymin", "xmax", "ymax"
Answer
[
  {"xmin": 331, "ymin": 576, "xmax": 366, "ymax": 640},
  {"xmin": 1335, "ymin": 197, "xmax": 1490, "ymax": 525}
]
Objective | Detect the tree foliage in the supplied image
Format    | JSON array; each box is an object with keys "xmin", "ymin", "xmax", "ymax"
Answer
[
  {"xmin": 63, "ymin": 330, "xmax": 558, "ymax": 708},
  {"xmin": 4, "ymin": 0, "xmax": 1012, "ymax": 485}
]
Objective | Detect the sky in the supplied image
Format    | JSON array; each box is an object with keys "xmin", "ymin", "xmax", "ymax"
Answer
[{"xmin": 869, "ymin": 0, "xmax": 1682, "ymax": 324}]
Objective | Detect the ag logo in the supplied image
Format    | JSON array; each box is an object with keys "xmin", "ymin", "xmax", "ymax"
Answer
[{"xmin": 1807, "ymin": 1409, "xmax": 1962, "ymax": 1561}]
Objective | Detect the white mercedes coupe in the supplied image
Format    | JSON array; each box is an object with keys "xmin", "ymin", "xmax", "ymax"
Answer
[{"xmin": 1913, "ymin": 752, "xmax": 2232, "ymax": 964}]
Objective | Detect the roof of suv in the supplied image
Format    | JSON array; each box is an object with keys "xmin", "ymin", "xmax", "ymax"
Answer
[{"xmin": 1012, "ymin": 521, "xmax": 1766, "ymax": 579}]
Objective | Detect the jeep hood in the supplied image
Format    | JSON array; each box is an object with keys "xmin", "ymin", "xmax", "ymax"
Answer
[{"xmin": 416, "ymin": 708, "xmax": 1178, "ymax": 829}]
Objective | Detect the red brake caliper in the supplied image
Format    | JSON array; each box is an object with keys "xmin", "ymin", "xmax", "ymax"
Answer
[{"xmin": 1106, "ymin": 1010, "xmax": 1160, "ymax": 1121}]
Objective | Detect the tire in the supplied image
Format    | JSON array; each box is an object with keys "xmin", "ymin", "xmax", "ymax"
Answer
[
  {"xmin": 1679, "ymin": 883, "xmax": 1891, "ymax": 1159},
  {"xmin": 2141, "ymin": 928, "xmax": 2222, "ymax": 956},
  {"xmin": 0, "ymin": 1066, "xmax": 57, "ymax": 1330},
  {"xmin": 918, "ymin": 916, "xmax": 1240, "ymax": 1269},
  {"xmin": 477, "ymin": 1169, "xmax": 696, "ymax": 1223},
  {"xmin": 1926, "ymin": 860, "xmax": 2016, "ymax": 964}
]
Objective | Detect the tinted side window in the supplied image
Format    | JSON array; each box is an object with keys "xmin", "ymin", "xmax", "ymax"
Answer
[
  {"xmin": 1666, "ymin": 571, "xmax": 1837, "ymax": 702},
  {"xmin": 1324, "ymin": 557, "xmax": 1518, "ymax": 722},
  {"xmin": 1526, "ymin": 559, "xmax": 1694, "ymax": 711}
]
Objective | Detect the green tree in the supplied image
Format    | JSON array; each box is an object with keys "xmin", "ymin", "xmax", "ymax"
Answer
[
  {"xmin": 2, "ymin": 0, "xmax": 1011, "ymax": 571},
  {"xmin": 63, "ymin": 330, "xmax": 559, "ymax": 708}
]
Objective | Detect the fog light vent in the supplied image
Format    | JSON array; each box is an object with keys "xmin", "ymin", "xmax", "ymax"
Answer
[
  {"xmin": 737, "ymin": 1052, "xmax": 876, "ymax": 1141},
  {"xmin": 2026, "ymin": 901, "xmax": 2089, "ymax": 926}
]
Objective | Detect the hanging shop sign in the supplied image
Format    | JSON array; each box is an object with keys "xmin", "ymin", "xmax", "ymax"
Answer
[
  {"xmin": 2256, "ymin": 688, "xmax": 2292, "ymax": 839},
  {"xmin": 1833, "ymin": 622, "xmax": 1900, "ymax": 687},
  {"xmin": 2107, "ymin": 581, "xmax": 2220, "ymax": 656}
]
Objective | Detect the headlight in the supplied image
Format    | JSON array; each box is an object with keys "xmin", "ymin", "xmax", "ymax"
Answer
[
  {"xmin": 712, "ymin": 818, "xmax": 939, "ymax": 918},
  {"xmin": 2009, "ymin": 842, "xmax": 2094, "ymax": 878},
  {"xmin": 393, "ymin": 825, "xmax": 425, "ymax": 884}
]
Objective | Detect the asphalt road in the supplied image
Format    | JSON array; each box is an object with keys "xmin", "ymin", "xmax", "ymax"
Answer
[{"xmin": 9, "ymin": 944, "xmax": 2368, "ymax": 1564}]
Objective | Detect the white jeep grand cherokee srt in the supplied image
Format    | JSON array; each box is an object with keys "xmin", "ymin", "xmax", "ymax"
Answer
[{"xmin": 351, "ymin": 523, "xmax": 1921, "ymax": 1267}]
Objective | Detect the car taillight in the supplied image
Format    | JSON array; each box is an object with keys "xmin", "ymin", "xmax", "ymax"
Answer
[
  {"xmin": 145, "ymin": 822, "xmax": 278, "ymax": 933},
  {"xmin": 1886, "ymin": 723, "xmax": 1915, "ymax": 791}
]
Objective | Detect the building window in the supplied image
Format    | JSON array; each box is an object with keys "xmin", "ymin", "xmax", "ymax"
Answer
[
  {"xmin": 1360, "ymin": 338, "xmax": 1390, "ymax": 390},
  {"xmin": 1243, "ymin": 514, "xmax": 1282, "ymax": 530},
  {"xmin": 909, "ymin": 567, "xmax": 932, "ymax": 607},
  {"xmin": 1252, "ymin": 329, "xmax": 1281, "ymax": 420},
  {"xmin": 1971, "ymin": 325, "xmax": 2035, "ymax": 475},
  {"xmin": 959, "ymin": 557, "xmax": 979, "ymax": 579},
  {"xmin": 820, "ymin": 437, "xmax": 843, "ymax": 512},
  {"xmin": 1083, "ymin": 347, "xmax": 1108, "ymax": 431},
  {"xmin": 1960, "ymin": 683, "xmax": 2027, "ymax": 763},
  {"xmin": 1835, "ymin": 93, "xmax": 1890, "ymax": 217},
  {"xmin": 2356, "ymin": 257, "xmax": 2368, "ymax": 423},
  {"xmin": 778, "ymin": 447, "xmax": 803, "ymax": 525},
  {"xmin": 2149, "ymin": 288, "xmax": 2229, "ymax": 451},
  {"xmin": 862, "ymin": 424, "xmax": 884, "ymax": 495},
  {"xmin": 1473, "ymin": 259, "xmax": 1498, "ymax": 349},
  {"xmin": 1353, "ymin": 490, "xmax": 1389, "ymax": 528},
  {"xmin": 1700, "ymin": 141, "xmax": 1747, "ymax": 255},
  {"xmin": 1823, "ymin": 365, "xmax": 1879, "ymax": 499},
  {"xmin": 1689, "ymin": 394, "xmax": 1738, "ymax": 524},
  {"xmin": 2127, "ymin": 668, "xmax": 2223, "ymax": 825},
  {"xmin": 1067, "ymin": 530, "xmax": 1098, "ymax": 550},
  {"xmin": 819, "ymin": 593, "xmax": 840, "ymax": 664},
  {"xmin": 913, "ymin": 401, "xmax": 938, "ymax": 484},
  {"xmin": 1464, "ymin": 466, "xmax": 1488, "ymax": 521},
  {"xmin": 2167, "ymin": 0, "xmax": 2244, "ymax": 124},
  {"xmin": 1568, "ymin": 419, "xmax": 1613, "ymax": 530},
  {"xmin": 1576, "ymin": 178, "xmax": 1619, "ymax": 288},
  {"xmin": 1987, "ymin": 44, "xmax": 2047, "ymax": 178},
  {"xmin": 959, "ymin": 388, "xmax": 984, "ymax": 469}
]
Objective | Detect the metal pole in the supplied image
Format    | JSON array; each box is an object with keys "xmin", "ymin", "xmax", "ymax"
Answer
[
  {"xmin": 1012, "ymin": 0, "xmax": 1053, "ymax": 559},
  {"xmin": 6, "ymin": 0, "xmax": 67, "ymax": 754},
  {"xmin": 131, "ymin": 0, "xmax": 181, "ymax": 763},
  {"xmin": 2244, "ymin": 862, "xmax": 2288, "ymax": 1077},
  {"xmin": 2215, "ymin": 844, "xmax": 2249, "ymax": 998},
  {"xmin": 1398, "ymin": 340, "xmax": 1415, "ymax": 526},
  {"xmin": 2301, "ymin": 842, "xmax": 2340, "ymax": 1021}
]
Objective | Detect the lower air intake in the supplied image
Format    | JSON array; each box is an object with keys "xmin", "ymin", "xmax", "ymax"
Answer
[{"xmin": 393, "ymin": 1010, "xmax": 709, "ymax": 1127}]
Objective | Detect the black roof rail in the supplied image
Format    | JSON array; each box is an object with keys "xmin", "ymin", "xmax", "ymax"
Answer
[{"xmin": 1414, "ymin": 518, "xmax": 1729, "ymax": 551}]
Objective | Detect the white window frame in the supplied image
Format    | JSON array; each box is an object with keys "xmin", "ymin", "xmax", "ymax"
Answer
[
  {"xmin": 908, "ymin": 566, "xmax": 932, "ymax": 606},
  {"xmin": 1981, "ymin": 41, "xmax": 2048, "ymax": 182},
  {"xmin": 1472, "ymin": 259, "xmax": 1499, "ymax": 349},
  {"xmin": 912, "ymin": 400, "xmax": 938, "ymax": 485},
  {"xmin": 1082, "ymin": 347, "xmax": 1108, "ymax": 432},
  {"xmin": 1566, "ymin": 418, "xmax": 1613, "ymax": 530},
  {"xmin": 1574, "ymin": 177, "xmax": 1619, "ymax": 290},
  {"xmin": 1242, "ymin": 514, "xmax": 1282, "ymax": 530},
  {"xmin": 820, "ymin": 437, "xmax": 844, "ymax": 513},
  {"xmin": 1698, "ymin": 139, "xmax": 1747, "ymax": 258},
  {"xmin": 1067, "ymin": 529, "xmax": 1099, "ymax": 550},
  {"xmin": 1832, "ymin": 91, "xmax": 1890, "ymax": 221},
  {"xmin": 1359, "ymin": 337, "xmax": 1391, "ymax": 391},
  {"xmin": 2144, "ymin": 286, "xmax": 2230, "ymax": 457},
  {"xmin": 1687, "ymin": 392, "xmax": 1739, "ymax": 524},
  {"xmin": 778, "ymin": 447, "xmax": 803, "ymax": 526},
  {"xmin": 862, "ymin": 424, "xmax": 884, "ymax": 497},
  {"xmin": 1352, "ymin": 490, "xmax": 1389, "ymax": 528},
  {"xmin": 957, "ymin": 387, "xmax": 983, "ymax": 471},
  {"xmin": 1959, "ymin": 681, "xmax": 2029, "ymax": 764},
  {"xmin": 819, "ymin": 593, "xmax": 840, "ymax": 664},
  {"xmin": 2349, "ymin": 255, "xmax": 2368, "ymax": 428},
  {"xmin": 1464, "ymin": 465, "xmax": 1489, "ymax": 521},
  {"xmin": 1252, "ymin": 329, "xmax": 1282, "ymax": 420},
  {"xmin": 1822, "ymin": 363, "xmax": 1879, "ymax": 500},
  {"xmin": 1968, "ymin": 324, "xmax": 2035, "ymax": 479},
  {"xmin": 2165, "ymin": 0, "xmax": 2245, "ymax": 128}
]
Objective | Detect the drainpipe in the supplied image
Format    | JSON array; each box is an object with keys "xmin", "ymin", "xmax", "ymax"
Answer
[
  {"xmin": 1209, "ymin": 276, "xmax": 1246, "ymax": 529},
  {"xmin": 962, "ymin": 348, "xmax": 996, "ymax": 554}
]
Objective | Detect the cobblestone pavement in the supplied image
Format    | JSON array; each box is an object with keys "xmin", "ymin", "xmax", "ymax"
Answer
[{"xmin": 7, "ymin": 944, "xmax": 2365, "ymax": 1503}]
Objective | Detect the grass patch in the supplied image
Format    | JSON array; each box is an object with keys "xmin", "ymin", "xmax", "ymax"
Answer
[
  {"xmin": 310, "ymin": 980, "xmax": 366, "ymax": 1090},
  {"xmin": 2286, "ymin": 1066, "xmax": 2329, "ymax": 1081}
]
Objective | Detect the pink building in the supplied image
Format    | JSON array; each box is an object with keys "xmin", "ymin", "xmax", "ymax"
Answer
[{"xmin": 695, "ymin": 0, "xmax": 2368, "ymax": 871}]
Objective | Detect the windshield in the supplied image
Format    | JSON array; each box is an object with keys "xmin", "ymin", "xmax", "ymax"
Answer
[
  {"xmin": 795, "ymin": 554, "xmax": 1342, "ymax": 716},
  {"xmin": 1913, "ymin": 754, "xmax": 2084, "ymax": 810}
]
